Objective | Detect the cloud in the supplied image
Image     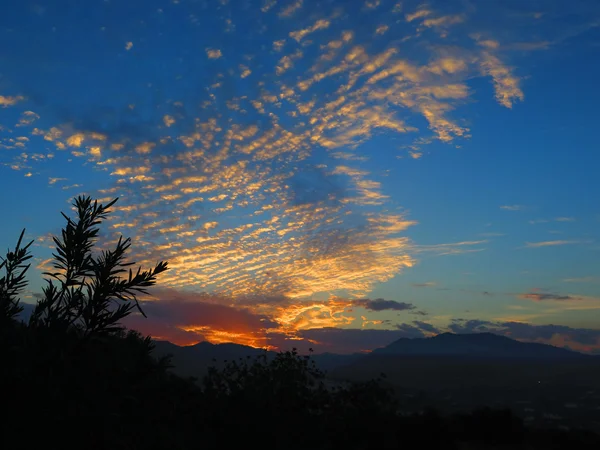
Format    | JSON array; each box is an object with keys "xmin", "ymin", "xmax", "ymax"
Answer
[
  {"xmin": 163, "ymin": 115, "xmax": 176, "ymax": 127},
  {"xmin": 48, "ymin": 177, "xmax": 67, "ymax": 185},
  {"xmin": 415, "ymin": 240, "xmax": 487, "ymax": 256},
  {"xmin": 276, "ymin": 49, "xmax": 303, "ymax": 75},
  {"xmin": 405, "ymin": 9, "xmax": 431, "ymax": 22},
  {"xmin": 411, "ymin": 282, "xmax": 436, "ymax": 288},
  {"xmin": 289, "ymin": 19, "xmax": 330, "ymax": 42},
  {"xmin": 448, "ymin": 319, "xmax": 495, "ymax": 334},
  {"xmin": 206, "ymin": 48, "xmax": 223, "ymax": 59},
  {"xmin": 449, "ymin": 319, "xmax": 600, "ymax": 353},
  {"xmin": 114, "ymin": 289, "xmax": 600, "ymax": 354},
  {"xmin": 17, "ymin": 111, "xmax": 39, "ymax": 126},
  {"xmin": 352, "ymin": 298, "xmax": 415, "ymax": 311},
  {"xmin": 479, "ymin": 51, "xmax": 524, "ymax": 108},
  {"xmin": 412, "ymin": 320, "xmax": 440, "ymax": 334},
  {"xmin": 422, "ymin": 14, "xmax": 465, "ymax": 30},
  {"xmin": 0, "ymin": 95, "xmax": 25, "ymax": 107},
  {"xmin": 525, "ymin": 240, "xmax": 582, "ymax": 248},
  {"xmin": 261, "ymin": 0, "xmax": 277, "ymax": 13},
  {"xmin": 278, "ymin": 0, "xmax": 303, "ymax": 18},
  {"xmin": 500, "ymin": 204, "xmax": 524, "ymax": 211},
  {"xmin": 364, "ymin": 0, "xmax": 381, "ymax": 10},
  {"xmin": 375, "ymin": 25, "xmax": 389, "ymax": 35},
  {"xmin": 116, "ymin": 287, "xmax": 428, "ymax": 352},
  {"xmin": 288, "ymin": 327, "xmax": 427, "ymax": 354},
  {"xmin": 563, "ymin": 277, "xmax": 599, "ymax": 283},
  {"xmin": 2, "ymin": 0, "xmax": 565, "ymax": 320},
  {"xmin": 123, "ymin": 290, "xmax": 279, "ymax": 347},
  {"xmin": 518, "ymin": 292, "xmax": 575, "ymax": 301}
]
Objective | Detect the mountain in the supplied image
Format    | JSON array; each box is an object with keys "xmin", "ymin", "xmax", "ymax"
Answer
[
  {"xmin": 330, "ymin": 333, "xmax": 600, "ymax": 390},
  {"xmin": 152, "ymin": 340, "xmax": 275, "ymax": 379},
  {"xmin": 310, "ymin": 352, "xmax": 365, "ymax": 371},
  {"xmin": 151, "ymin": 340, "xmax": 362, "ymax": 379},
  {"xmin": 372, "ymin": 332, "xmax": 588, "ymax": 359},
  {"xmin": 153, "ymin": 333, "xmax": 597, "ymax": 385}
]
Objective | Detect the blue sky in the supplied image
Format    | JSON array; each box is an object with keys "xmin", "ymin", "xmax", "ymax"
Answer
[{"xmin": 1, "ymin": 0, "xmax": 600, "ymax": 353}]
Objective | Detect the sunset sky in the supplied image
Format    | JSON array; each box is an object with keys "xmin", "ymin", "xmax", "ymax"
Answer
[{"xmin": 1, "ymin": 0, "xmax": 600, "ymax": 354}]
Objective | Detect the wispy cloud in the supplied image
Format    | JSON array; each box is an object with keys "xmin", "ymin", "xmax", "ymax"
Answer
[
  {"xmin": 278, "ymin": 0, "xmax": 303, "ymax": 18},
  {"xmin": 261, "ymin": 0, "xmax": 277, "ymax": 13},
  {"xmin": 518, "ymin": 292, "xmax": 575, "ymax": 301},
  {"xmin": 477, "ymin": 42, "xmax": 524, "ymax": 108},
  {"xmin": 17, "ymin": 111, "xmax": 39, "ymax": 126},
  {"xmin": 353, "ymin": 298, "xmax": 415, "ymax": 311},
  {"xmin": 563, "ymin": 276, "xmax": 599, "ymax": 283},
  {"xmin": 289, "ymin": 18, "xmax": 330, "ymax": 42},
  {"xmin": 525, "ymin": 240, "xmax": 583, "ymax": 248},
  {"xmin": 411, "ymin": 281, "xmax": 437, "ymax": 287},
  {"xmin": 415, "ymin": 240, "xmax": 487, "ymax": 256},
  {"xmin": 500, "ymin": 204, "xmax": 524, "ymax": 211},
  {"xmin": 449, "ymin": 319, "xmax": 600, "ymax": 353},
  {"xmin": 48, "ymin": 177, "xmax": 67, "ymax": 185}
]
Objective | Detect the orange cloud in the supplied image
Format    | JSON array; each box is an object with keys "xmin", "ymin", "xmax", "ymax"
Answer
[
  {"xmin": 0, "ymin": 95, "xmax": 25, "ymax": 107},
  {"xmin": 124, "ymin": 291, "xmax": 279, "ymax": 347}
]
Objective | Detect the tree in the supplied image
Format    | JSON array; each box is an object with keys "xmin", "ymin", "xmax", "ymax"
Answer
[
  {"xmin": 23, "ymin": 195, "xmax": 168, "ymax": 335},
  {"xmin": 0, "ymin": 230, "xmax": 33, "ymax": 325},
  {"xmin": 0, "ymin": 196, "xmax": 172, "ymax": 450}
]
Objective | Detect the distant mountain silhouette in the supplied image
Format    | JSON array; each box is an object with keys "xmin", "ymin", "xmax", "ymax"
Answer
[
  {"xmin": 152, "ymin": 340, "xmax": 275, "ymax": 378},
  {"xmin": 328, "ymin": 333, "xmax": 600, "ymax": 391},
  {"xmin": 153, "ymin": 333, "xmax": 597, "ymax": 382},
  {"xmin": 372, "ymin": 332, "xmax": 589, "ymax": 359},
  {"xmin": 152, "ymin": 340, "xmax": 364, "ymax": 378}
]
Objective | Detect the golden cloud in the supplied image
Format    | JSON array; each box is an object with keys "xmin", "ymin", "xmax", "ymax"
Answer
[{"xmin": 0, "ymin": 95, "xmax": 25, "ymax": 107}]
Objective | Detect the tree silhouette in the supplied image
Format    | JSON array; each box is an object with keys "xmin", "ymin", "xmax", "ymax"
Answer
[
  {"xmin": 0, "ymin": 196, "xmax": 172, "ymax": 450},
  {"xmin": 28, "ymin": 196, "xmax": 168, "ymax": 335},
  {"xmin": 0, "ymin": 230, "xmax": 33, "ymax": 325}
]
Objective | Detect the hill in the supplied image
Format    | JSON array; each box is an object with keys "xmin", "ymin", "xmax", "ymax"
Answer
[
  {"xmin": 372, "ymin": 332, "xmax": 589, "ymax": 359},
  {"xmin": 152, "ymin": 340, "xmax": 274, "ymax": 378},
  {"xmin": 153, "ymin": 332, "xmax": 595, "ymax": 381}
]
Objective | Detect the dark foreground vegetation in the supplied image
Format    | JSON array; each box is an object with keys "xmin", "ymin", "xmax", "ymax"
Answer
[{"xmin": 1, "ymin": 197, "xmax": 599, "ymax": 449}]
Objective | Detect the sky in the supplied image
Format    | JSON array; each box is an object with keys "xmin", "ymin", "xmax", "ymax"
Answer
[{"xmin": 1, "ymin": 0, "xmax": 600, "ymax": 354}]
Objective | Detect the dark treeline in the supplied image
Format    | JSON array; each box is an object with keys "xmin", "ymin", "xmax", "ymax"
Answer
[{"xmin": 1, "ymin": 197, "xmax": 599, "ymax": 449}]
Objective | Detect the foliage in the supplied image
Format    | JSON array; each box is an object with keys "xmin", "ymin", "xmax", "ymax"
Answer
[
  {"xmin": 0, "ymin": 196, "xmax": 173, "ymax": 449},
  {"xmin": 0, "ymin": 230, "xmax": 33, "ymax": 324},
  {"xmin": 28, "ymin": 196, "xmax": 168, "ymax": 335}
]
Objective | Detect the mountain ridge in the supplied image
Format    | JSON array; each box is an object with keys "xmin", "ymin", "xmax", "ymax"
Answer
[
  {"xmin": 372, "ymin": 331, "xmax": 590, "ymax": 359},
  {"xmin": 151, "ymin": 332, "xmax": 594, "ymax": 380}
]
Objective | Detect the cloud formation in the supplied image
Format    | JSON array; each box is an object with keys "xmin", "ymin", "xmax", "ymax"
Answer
[
  {"xmin": 518, "ymin": 292, "xmax": 575, "ymax": 301},
  {"xmin": 500, "ymin": 204, "xmax": 525, "ymax": 211},
  {"xmin": 0, "ymin": 95, "xmax": 25, "ymax": 107},
  {"xmin": 352, "ymin": 298, "xmax": 415, "ymax": 311},
  {"xmin": 2, "ymin": 0, "xmax": 592, "ymax": 344},
  {"xmin": 449, "ymin": 319, "xmax": 600, "ymax": 353},
  {"xmin": 525, "ymin": 240, "xmax": 583, "ymax": 248}
]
